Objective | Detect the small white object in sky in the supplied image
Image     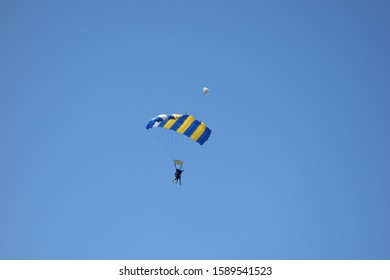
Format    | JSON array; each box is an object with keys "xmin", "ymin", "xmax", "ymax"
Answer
[{"xmin": 202, "ymin": 87, "xmax": 209, "ymax": 94}]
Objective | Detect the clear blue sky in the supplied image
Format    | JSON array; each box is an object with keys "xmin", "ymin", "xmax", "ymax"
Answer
[{"xmin": 1, "ymin": 0, "xmax": 389, "ymax": 259}]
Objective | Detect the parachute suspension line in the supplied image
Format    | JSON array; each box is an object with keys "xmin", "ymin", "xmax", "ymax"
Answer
[{"xmin": 150, "ymin": 126, "xmax": 177, "ymax": 162}]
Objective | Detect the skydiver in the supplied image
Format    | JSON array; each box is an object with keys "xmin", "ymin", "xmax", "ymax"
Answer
[{"xmin": 172, "ymin": 168, "xmax": 184, "ymax": 185}]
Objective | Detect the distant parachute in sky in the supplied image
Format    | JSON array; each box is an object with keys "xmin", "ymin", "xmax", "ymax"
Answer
[{"xmin": 202, "ymin": 87, "xmax": 209, "ymax": 94}]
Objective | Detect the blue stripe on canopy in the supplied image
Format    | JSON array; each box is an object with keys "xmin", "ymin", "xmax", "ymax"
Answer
[
  {"xmin": 146, "ymin": 120, "xmax": 155, "ymax": 129},
  {"xmin": 183, "ymin": 120, "xmax": 200, "ymax": 137},
  {"xmin": 196, "ymin": 127, "xmax": 212, "ymax": 145},
  {"xmin": 170, "ymin": 114, "xmax": 189, "ymax": 131}
]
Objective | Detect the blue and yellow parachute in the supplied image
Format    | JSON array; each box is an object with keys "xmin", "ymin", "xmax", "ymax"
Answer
[{"xmin": 146, "ymin": 114, "xmax": 212, "ymax": 145}]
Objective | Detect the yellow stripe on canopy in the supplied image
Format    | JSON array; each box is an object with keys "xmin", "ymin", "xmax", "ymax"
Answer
[
  {"xmin": 163, "ymin": 118, "xmax": 177, "ymax": 129},
  {"xmin": 190, "ymin": 122, "xmax": 207, "ymax": 142},
  {"xmin": 176, "ymin": 115, "xmax": 195, "ymax": 134}
]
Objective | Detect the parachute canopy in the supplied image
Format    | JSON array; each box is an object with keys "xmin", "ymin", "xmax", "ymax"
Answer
[
  {"xmin": 146, "ymin": 114, "xmax": 212, "ymax": 145},
  {"xmin": 203, "ymin": 87, "xmax": 209, "ymax": 94}
]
